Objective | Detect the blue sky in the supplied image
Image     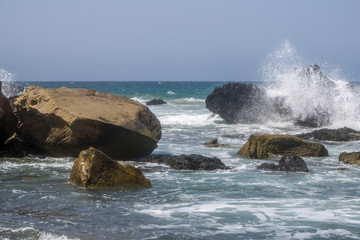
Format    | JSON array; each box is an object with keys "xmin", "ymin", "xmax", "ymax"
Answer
[{"xmin": 0, "ymin": 0, "xmax": 359, "ymax": 82}]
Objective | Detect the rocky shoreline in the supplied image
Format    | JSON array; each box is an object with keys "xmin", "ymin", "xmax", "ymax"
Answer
[{"xmin": 1, "ymin": 81, "xmax": 360, "ymax": 189}]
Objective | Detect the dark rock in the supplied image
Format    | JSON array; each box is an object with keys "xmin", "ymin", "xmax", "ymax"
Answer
[
  {"xmin": 203, "ymin": 138, "xmax": 230, "ymax": 147},
  {"xmin": 0, "ymin": 133, "xmax": 43, "ymax": 157},
  {"xmin": 257, "ymin": 155, "xmax": 309, "ymax": 172},
  {"xmin": 297, "ymin": 127, "xmax": 360, "ymax": 141},
  {"xmin": 205, "ymin": 83, "xmax": 270, "ymax": 124},
  {"xmin": 339, "ymin": 152, "xmax": 360, "ymax": 166},
  {"xmin": 147, "ymin": 154, "xmax": 230, "ymax": 170},
  {"xmin": 0, "ymin": 92, "xmax": 17, "ymax": 145},
  {"xmin": 69, "ymin": 147, "xmax": 152, "ymax": 188},
  {"xmin": 238, "ymin": 134, "xmax": 328, "ymax": 159},
  {"xmin": 146, "ymin": 99, "xmax": 166, "ymax": 105}
]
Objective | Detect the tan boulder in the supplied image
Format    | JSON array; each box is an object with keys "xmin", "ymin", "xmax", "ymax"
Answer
[
  {"xmin": 238, "ymin": 134, "xmax": 328, "ymax": 159},
  {"xmin": 0, "ymin": 92, "xmax": 17, "ymax": 144},
  {"xmin": 339, "ymin": 152, "xmax": 360, "ymax": 166},
  {"xmin": 69, "ymin": 147, "xmax": 151, "ymax": 188},
  {"xmin": 13, "ymin": 86, "xmax": 161, "ymax": 159}
]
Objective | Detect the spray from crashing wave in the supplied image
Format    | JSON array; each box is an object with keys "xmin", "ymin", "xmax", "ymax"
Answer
[
  {"xmin": 0, "ymin": 68, "xmax": 24, "ymax": 98},
  {"xmin": 263, "ymin": 40, "xmax": 360, "ymax": 130}
]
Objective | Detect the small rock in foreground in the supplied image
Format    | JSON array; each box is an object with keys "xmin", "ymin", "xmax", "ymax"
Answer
[
  {"xmin": 257, "ymin": 155, "xmax": 309, "ymax": 172},
  {"xmin": 147, "ymin": 154, "xmax": 230, "ymax": 170},
  {"xmin": 69, "ymin": 147, "xmax": 151, "ymax": 188}
]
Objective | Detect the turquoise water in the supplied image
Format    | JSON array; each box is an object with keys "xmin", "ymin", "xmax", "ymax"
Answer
[{"xmin": 1, "ymin": 81, "xmax": 360, "ymax": 240}]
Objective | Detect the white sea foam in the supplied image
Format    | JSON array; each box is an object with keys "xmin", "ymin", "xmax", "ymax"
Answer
[
  {"xmin": 159, "ymin": 113, "xmax": 216, "ymax": 127},
  {"xmin": 167, "ymin": 90, "xmax": 176, "ymax": 95},
  {"xmin": 0, "ymin": 227, "xmax": 79, "ymax": 240},
  {"xmin": 263, "ymin": 40, "xmax": 360, "ymax": 130}
]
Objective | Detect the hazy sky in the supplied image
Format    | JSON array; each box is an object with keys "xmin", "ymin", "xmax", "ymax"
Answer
[{"xmin": 0, "ymin": 0, "xmax": 359, "ymax": 82}]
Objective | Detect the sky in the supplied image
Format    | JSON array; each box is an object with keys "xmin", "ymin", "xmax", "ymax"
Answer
[{"xmin": 0, "ymin": 0, "xmax": 359, "ymax": 82}]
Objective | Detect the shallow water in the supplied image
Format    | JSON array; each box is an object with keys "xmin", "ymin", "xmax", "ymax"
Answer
[{"xmin": 1, "ymin": 81, "xmax": 360, "ymax": 239}]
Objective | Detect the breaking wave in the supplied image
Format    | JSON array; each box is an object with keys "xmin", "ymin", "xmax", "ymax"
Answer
[{"xmin": 263, "ymin": 40, "xmax": 360, "ymax": 129}]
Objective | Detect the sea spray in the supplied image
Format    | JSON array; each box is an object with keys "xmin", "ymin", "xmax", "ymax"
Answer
[
  {"xmin": 0, "ymin": 68, "xmax": 24, "ymax": 98},
  {"xmin": 263, "ymin": 41, "xmax": 360, "ymax": 129}
]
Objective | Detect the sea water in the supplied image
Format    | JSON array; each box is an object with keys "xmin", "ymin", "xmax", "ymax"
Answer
[{"xmin": 1, "ymin": 43, "xmax": 360, "ymax": 239}]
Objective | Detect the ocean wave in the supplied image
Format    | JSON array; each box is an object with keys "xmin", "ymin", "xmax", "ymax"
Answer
[{"xmin": 0, "ymin": 227, "xmax": 79, "ymax": 240}]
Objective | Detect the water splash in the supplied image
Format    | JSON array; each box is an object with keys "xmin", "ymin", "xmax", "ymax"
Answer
[
  {"xmin": 0, "ymin": 68, "xmax": 24, "ymax": 98},
  {"xmin": 263, "ymin": 41, "xmax": 360, "ymax": 130}
]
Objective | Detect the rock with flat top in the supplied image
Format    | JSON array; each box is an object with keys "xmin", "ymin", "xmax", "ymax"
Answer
[
  {"xmin": 146, "ymin": 99, "xmax": 166, "ymax": 105},
  {"xmin": 339, "ymin": 152, "xmax": 360, "ymax": 166},
  {"xmin": 13, "ymin": 86, "xmax": 161, "ymax": 159},
  {"xmin": 69, "ymin": 147, "xmax": 151, "ymax": 188},
  {"xmin": 297, "ymin": 127, "xmax": 360, "ymax": 141},
  {"xmin": 238, "ymin": 134, "xmax": 328, "ymax": 159}
]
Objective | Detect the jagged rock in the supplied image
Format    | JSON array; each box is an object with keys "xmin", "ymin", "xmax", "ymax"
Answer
[
  {"xmin": 238, "ymin": 134, "xmax": 328, "ymax": 159},
  {"xmin": 69, "ymin": 147, "xmax": 151, "ymax": 188},
  {"xmin": 146, "ymin": 99, "xmax": 166, "ymax": 105},
  {"xmin": 203, "ymin": 138, "xmax": 230, "ymax": 147},
  {"xmin": 257, "ymin": 155, "xmax": 309, "ymax": 172},
  {"xmin": 339, "ymin": 152, "xmax": 360, "ymax": 166},
  {"xmin": 13, "ymin": 86, "xmax": 162, "ymax": 159},
  {"xmin": 297, "ymin": 127, "xmax": 360, "ymax": 141},
  {"xmin": 0, "ymin": 92, "xmax": 17, "ymax": 145},
  {"xmin": 146, "ymin": 154, "xmax": 230, "ymax": 170}
]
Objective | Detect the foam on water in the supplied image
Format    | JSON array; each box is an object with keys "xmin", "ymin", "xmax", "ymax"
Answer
[{"xmin": 263, "ymin": 40, "xmax": 360, "ymax": 130}]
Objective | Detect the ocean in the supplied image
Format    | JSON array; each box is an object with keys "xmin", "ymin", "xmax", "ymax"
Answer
[
  {"xmin": 1, "ymin": 80, "xmax": 360, "ymax": 240},
  {"xmin": 1, "ymin": 41, "xmax": 360, "ymax": 239}
]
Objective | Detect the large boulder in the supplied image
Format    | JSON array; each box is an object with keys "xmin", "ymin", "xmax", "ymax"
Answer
[
  {"xmin": 238, "ymin": 134, "xmax": 328, "ymax": 159},
  {"xmin": 0, "ymin": 92, "xmax": 17, "ymax": 145},
  {"xmin": 69, "ymin": 147, "xmax": 151, "ymax": 188},
  {"xmin": 339, "ymin": 152, "xmax": 360, "ymax": 166},
  {"xmin": 13, "ymin": 86, "xmax": 161, "ymax": 159},
  {"xmin": 297, "ymin": 127, "xmax": 360, "ymax": 141},
  {"xmin": 205, "ymin": 83, "xmax": 270, "ymax": 124},
  {"xmin": 257, "ymin": 155, "xmax": 309, "ymax": 172},
  {"xmin": 147, "ymin": 154, "xmax": 230, "ymax": 170}
]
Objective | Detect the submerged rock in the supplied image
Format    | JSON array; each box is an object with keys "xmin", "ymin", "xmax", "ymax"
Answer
[
  {"xmin": 69, "ymin": 147, "xmax": 151, "ymax": 188},
  {"xmin": 238, "ymin": 134, "xmax": 328, "ymax": 159},
  {"xmin": 146, "ymin": 99, "xmax": 166, "ymax": 105},
  {"xmin": 339, "ymin": 152, "xmax": 360, "ymax": 166},
  {"xmin": 297, "ymin": 127, "xmax": 360, "ymax": 141},
  {"xmin": 203, "ymin": 138, "xmax": 230, "ymax": 148},
  {"xmin": 13, "ymin": 86, "xmax": 162, "ymax": 159},
  {"xmin": 147, "ymin": 154, "xmax": 230, "ymax": 170},
  {"xmin": 0, "ymin": 92, "xmax": 17, "ymax": 145},
  {"xmin": 257, "ymin": 155, "xmax": 309, "ymax": 172}
]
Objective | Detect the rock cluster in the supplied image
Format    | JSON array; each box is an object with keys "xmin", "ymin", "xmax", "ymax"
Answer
[
  {"xmin": 69, "ymin": 147, "xmax": 151, "ymax": 188},
  {"xmin": 147, "ymin": 154, "xmax": 229, "ymax": 170},
  {"xmin": 257, "ymin": 155, "xmax": 309, "ymax": 172},
  {"xmin": 297, "ymin": 127, "xmax": 360, "ymax": 141},
  {"xmin": 238, "ymin": 134, "xmax": 328, "ymax": 159}
]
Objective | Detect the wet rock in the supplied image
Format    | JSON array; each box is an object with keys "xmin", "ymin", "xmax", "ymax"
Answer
[
  {"xmin": 257, "ymin": 155, "xmax": 309, "ymax": 172},
  {"xmin": 205, "ymin": 83, "xmax": 270, "ymax": 124},
  {"xmin": 339, "ymin": 152, "xmax": 360, "ymax": 166},
  {"xmin": 297, "ymin": 127, "xmax": 360, "ymax": 141},
  {"xmin": 69, "ymin": 147, "xmax": 151, "ymax": 188},
  {"xmin": 203, "ymin": 138, "xmax": 230, "ymax": 147},
  {"xmin": 147, "ymin": 154, "xmax": 230, "ymax": 170},
  {"xmin": 0, "ymin": 133, "xmax": 42, "ymax": 157},
  {"xmin": 238, "ymin": 134, "xmax": 328, "ymax": 159},
  {"xmin": 146, "ymin": 99, "xmax": 166, "ymax": 105},
  {"xmin": 0, "ymin": 92, "xmax": 17, "ymax": 145},
  {"xmin": 13, "ymin": 86, "xmax": 162, "ymax": 159}
]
